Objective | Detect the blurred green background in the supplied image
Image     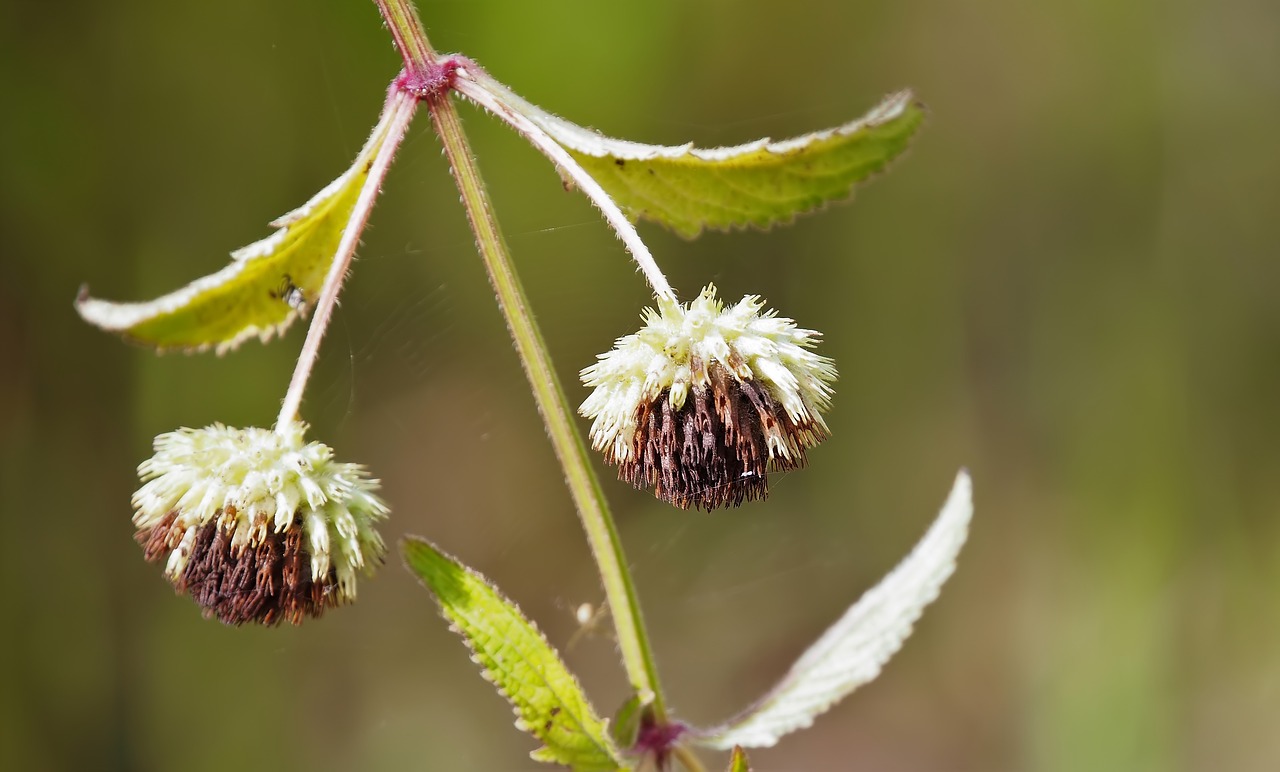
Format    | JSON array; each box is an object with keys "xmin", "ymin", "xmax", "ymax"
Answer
[{"xmin": 3, "ymin": 0, "xmax": 1278, "ymax": 769}]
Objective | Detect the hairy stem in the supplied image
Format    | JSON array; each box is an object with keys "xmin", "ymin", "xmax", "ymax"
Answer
[
  {"xmin": 276, "ymin": 87, "xmax": 417, "ymax": 429},
  {"xmin": 453, "ymin": 64, "xmax": 677, "ymax": 303},
  {"xmin": 372, "ymin": 0, "xmax": 435, "ymax": 73},
  {"xmin": 371, "ymin": 0, "xmax": 670, "ymax": 723},
  {"xmin": 428, "ymin": 93, "xmax": 669, "ymax": 721}
]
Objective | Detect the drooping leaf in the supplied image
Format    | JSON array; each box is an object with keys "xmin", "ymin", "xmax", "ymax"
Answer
[
  {"xmin": 461, "ymin": 67, "xmax": 924, "ymax": 237},
  {"xmin": 75, "ymin": 106, "xmax": 397, "ymax": 354},
  {"xmin": 403, "ymin": 538, "xmax": 625, "ymax": 772},
  {"xmin": 727, "ymin": 746, "xmax": 752, "ymax": 772},
  {"xmin": 696, "ymin": 471, "xmax": 973, "ymax": 750}
]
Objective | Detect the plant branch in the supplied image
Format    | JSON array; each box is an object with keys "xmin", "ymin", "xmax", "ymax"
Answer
[
  {"xmin": 454, "ymin": 64, "xmax": 677, "ymax": 303},
  {"xmin": 376, "ymin": 0, "xmax": 672, "ymax": 729},
  {"xmin": 276, "ymin": 87, "xmax": 417, "ymax": 429},
  {"xmin": 427, "ymin": 92, "xmax": 670, "ymax": 721},
  {"xmin": 372, "ymin": 0, "xmax": 435, "ymax": 72}
]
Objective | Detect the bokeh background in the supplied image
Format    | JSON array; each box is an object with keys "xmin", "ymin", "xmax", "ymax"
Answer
[{"xmin": 3, "ymin": 0, "xmax": 1279, "ymax": 769}]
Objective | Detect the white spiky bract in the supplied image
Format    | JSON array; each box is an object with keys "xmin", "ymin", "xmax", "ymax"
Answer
[
  {"xmin": 133, "ymin": 422, "xmax": 388, "ymax": 600},
  {"xmin": 579, "ymin": 284, "xmax": 837, "ymax": 464}
]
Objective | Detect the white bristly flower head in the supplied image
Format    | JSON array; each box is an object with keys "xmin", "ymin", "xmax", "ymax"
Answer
[
  {"xmin": 132, "ymin": 422, "xmax": 388, "ymax": 625},
  {"xmin": 579, "ymin": 284, "xmax": 837, "ymax": 510}
]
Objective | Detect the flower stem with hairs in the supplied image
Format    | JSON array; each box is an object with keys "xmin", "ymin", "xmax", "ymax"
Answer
[{"xmin": 372, "ymin": 0, "xmax": 671, "ymax": 726}]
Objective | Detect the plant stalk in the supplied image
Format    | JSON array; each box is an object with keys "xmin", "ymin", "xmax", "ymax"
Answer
[
  {"xmin": 453, "ymin": 65, "xmax": 677, "ymax": 303},
  {"xmin": 428, "ymin": 92, "xmax": 669, "ymax": 722},
  {"xmin": 673, "ymin": 745, "xmax": 709, "ymax": 772},
  {"xmin": 373, "ymin": 0, "xmax": 670, "ymax": 723},
  {"xmin": 277, "ymin": 87, "xmax": 417, "ymax": 430},
  {"xmin": 372, "ymin": 0, "xmax": 435, "ymax": 73}
]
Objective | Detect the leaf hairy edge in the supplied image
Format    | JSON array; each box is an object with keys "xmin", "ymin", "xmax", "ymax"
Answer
[
  {"xmin": 727, "ymin": 746, "xmax": 752, "ymax": 772},
  {"xmin": 75, "ymin": 105, "xmax": 397, "ymax": 354},
  {"xmin": 462, "ymin": 66, "xmax": 924, "ymax": 237},
  {"xmin": 695, "ymin": 470, "xmax": 973, "ymax": 750},
  {"xmin": 402, "ymin": 537, "xmax": 626, "ymax": 772}
]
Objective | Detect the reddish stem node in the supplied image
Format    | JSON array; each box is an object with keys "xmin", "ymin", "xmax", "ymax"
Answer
[
  {"xmin": 635, "ymin": 716, "xmax": 689, "ymax": 770},
  {"xmin": 395, "ymin": 56, "xmax": 464, "ymax": 101}
]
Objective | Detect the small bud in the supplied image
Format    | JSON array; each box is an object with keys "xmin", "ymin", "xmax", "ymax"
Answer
[
  {"xmin": 580, "ymin": 285, "xmax": 836, "ymax": 510},
  {"xmin": 131, "ymin": 422, "xmax": 388, "ymax": 625}
]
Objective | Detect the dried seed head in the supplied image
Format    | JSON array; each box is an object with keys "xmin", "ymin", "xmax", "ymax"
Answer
[
  {"xmin": 580, "ymin": 285, "xmax": 836, "ymax": 510},
  {"xmin": 131, "ymin": 422, "xmax": 388, "ymax": 625}
]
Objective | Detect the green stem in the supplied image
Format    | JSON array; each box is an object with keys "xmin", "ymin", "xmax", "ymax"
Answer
[
  {"xmin": 372, "ymin": 0, "xmax": 670, "ymax": 723},
  {"xmin": 372, "ymin": 0, "xmax": 434, "ymax": 72},
  {"xmin": 452, "ymin": 65, "xmax": 677, "ymax": 303},
  {"xmin": 276, "ymin": 88, "xmax": 417, "ymax": 430},
  {"xmin": 427, "ymin": 91, "xmax": 668, "ymax": 722},
  {"xmin": 673, "ymin": 746, "xmax": 709, "ymax": 772}
]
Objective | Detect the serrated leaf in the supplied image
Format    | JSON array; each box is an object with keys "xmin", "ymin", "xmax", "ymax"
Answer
[
  {"xmin": 403, "ymin": 538, "xmax": 625, "ymax": 772},
  {"xmin": 697, "ymin": 471, "xmax": 973, "ymax": 750},
  {"xmin": 75, "ymin": 107, "xmax": 397, "ymax": 354},
  {"xmin": 462, "ymin": 68, "xmax": 923, "ymax": 237},
  {"xmin": 727, "ymin": 746, "xmax": 752, "ymax": 772}
]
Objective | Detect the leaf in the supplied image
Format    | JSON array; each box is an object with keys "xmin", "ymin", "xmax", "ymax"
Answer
[
  {"xmin": 403, "ymin": 538, "xmax": 625, "ymax": 772},
  {"xmin": 463, "ymin": 68, "xmax": 923, "ymax": 237},
  {"xmin": 75, "ymin": 106, "xmax": 397, "ymax": 354},
  {"xmin": 727, "ymin": 746, "xmax": 752, "ymax": 772},
  {"xmin": 696, "ymin": 470, "xmax": 973, "ymax": 750},
  {"xmin": 610, "ymin": 693, "xmax": 644, "ymax": 751}
]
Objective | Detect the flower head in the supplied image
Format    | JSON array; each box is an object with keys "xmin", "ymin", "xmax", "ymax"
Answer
[
  {"xmin": 580, "ymin": 284, "xmax": 836, "ymax": 510},
  {"xmin": 132, "ymin": 422, "xmax": 388, "ymax": 625}
]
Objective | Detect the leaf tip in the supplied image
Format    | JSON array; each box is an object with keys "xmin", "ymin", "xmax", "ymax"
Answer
[
  {"xmin": 72, "ymin": 286, "xmax": 117, "ymax": 328},
  {"xmin": 400, "ymin": 534, "xmax": 429, "ymax": 555},
  {"xmin": 399, "ymin": 535, "xmax": 439, "ymax": 577},
  {"xmin": 944, "ymin": 468, "xmax": 974, "ymax": 529},
  {"xmin": 693, "ymin": 468, "xmax": 974, "ymax": 750}
]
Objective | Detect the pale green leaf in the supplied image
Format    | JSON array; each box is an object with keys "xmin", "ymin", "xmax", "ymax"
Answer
[
  {"xmin": 697, "ymin": 471, "xmax": 973, "ymax": 750},
  {"xmin": 403, "ymin": 538, "xmax": 625, "ymax": 772},
  {"xmin": 461, "ymin": 68, "xmax": 923, "ymax": 237},
  {"xmin": 75, "ymin": 108, "xmax": 396, "ymax": 354},
  {"xmin": 727, "ymin": 746, "xmax": 752, "ymax": 772}
]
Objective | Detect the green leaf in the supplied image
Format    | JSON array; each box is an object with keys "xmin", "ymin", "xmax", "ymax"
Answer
[
  {"xmin": 727, "ymin": 746, "xmax": 752, "ymax": 772},
  {"xmin": 609, "ymin": 693, "xmax": 644, "ymax": 751},
  {"xmin": 696, "ymin": 471, "xmax": 973, "ymax": 750},
  {"xmin": 460, "ymin": 67, "xmax": 923, "ymax": 237},
  {"xmin": 566, "ymin": 92, "xmax": 923, "ymax": 237},
  {"xmin": 75, "ymin": 107, "xmax": 397, "ymax": 354},
  {"xmin": 403, "ymin": 538, "xmax": 626, "ymax": 772}
]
